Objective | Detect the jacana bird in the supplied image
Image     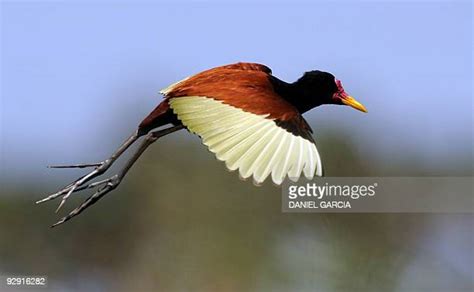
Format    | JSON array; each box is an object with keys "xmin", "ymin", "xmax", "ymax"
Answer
[{"xmin": 38, "ymin": 62, "xmax": 367, "ymax": 226}]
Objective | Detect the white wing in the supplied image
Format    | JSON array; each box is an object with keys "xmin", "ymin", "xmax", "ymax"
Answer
[{"xmin": 169, "ymin": 96, "xmax": 322, "ymax": 185}]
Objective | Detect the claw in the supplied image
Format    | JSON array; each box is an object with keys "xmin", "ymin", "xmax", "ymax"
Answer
[
  {"xmin": 48, "ymin": 163, "xmax": 102, "ymax": 169},
  {"xmin": 51, "ymin": 218, "xmax": 67, "ymax": 228},
  {"xmin": 55, "ymin": 184, "xmax": 78, "ymax": 213},
  {"xmin": 36, "ymin": 176, "xmax": 83, "ymax": 205},
  {"xmin": 36, "ymin": 176, "xmax": 114, "ymax": 205},
  {"xmin": 54, "ymin": 175, "xmax": 114, "ymax": 212},
  {"xmin": 51, "ymin": 179, "xmax": 119, "ymax": 228},
  {"xmin": 55, "ymin": 199, "xmax": 66, "ymax": 213},
  {"xmin": 38, "ymin": 161, "xmax": 109, "ymax": 207},
  {"xmin": 74, "ymin": 177, "xmax": 114, "ymax": 192},
  {"xmin": 36, "ymin": 187, "xmax": 72, "ymax": 204}
]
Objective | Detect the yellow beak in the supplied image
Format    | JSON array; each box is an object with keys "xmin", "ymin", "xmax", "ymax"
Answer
[{"xmin": 341, "ymin": 96, "xmax": 368, "ymax": 113}]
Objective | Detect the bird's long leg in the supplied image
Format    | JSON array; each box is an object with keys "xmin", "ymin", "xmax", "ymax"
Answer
[
  {"xmin": 36, "ymin": 131, "xmax": 142, "ymax": 207},
  {"xmin": 50, "ymin": 125, "xmax": 184, "ymax": 227}
]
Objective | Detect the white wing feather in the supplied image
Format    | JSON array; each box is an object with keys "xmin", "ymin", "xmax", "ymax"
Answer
[{"xmin": 169, "ymin": 96, "xmax": 322, "ymax": 185}]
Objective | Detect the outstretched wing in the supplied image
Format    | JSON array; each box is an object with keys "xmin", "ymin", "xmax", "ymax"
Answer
[
  {"xmin": 169, "ymin": 96, "xmax": 322, "ymax": 185},
  {"xmin": 164, "ymin": 62, "xmax": 323, "ymax": 185}
]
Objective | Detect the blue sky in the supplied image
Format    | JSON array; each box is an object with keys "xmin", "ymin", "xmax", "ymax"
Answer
[{"xmin": 1, "ymin": 1, "xmax": 472, "ymax": 180}]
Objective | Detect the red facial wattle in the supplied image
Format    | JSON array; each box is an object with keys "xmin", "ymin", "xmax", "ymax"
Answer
[
  {"xmin": 332, "ymin": 78, "xmax": 367, "ymax": 113},
  {"xmin": 333, "ymin": 79, "xmax": 349, "ymax": 100}
]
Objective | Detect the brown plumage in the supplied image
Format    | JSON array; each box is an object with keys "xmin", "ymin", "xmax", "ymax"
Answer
[{"xmin": 139, "ymin": 62, "xmax": 311, "ymax": 140}]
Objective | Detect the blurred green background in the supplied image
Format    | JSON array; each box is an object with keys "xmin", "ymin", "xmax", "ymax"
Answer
[{"xmin": 1, "ymin": 1, "xmax": 472, "ymax": 291}]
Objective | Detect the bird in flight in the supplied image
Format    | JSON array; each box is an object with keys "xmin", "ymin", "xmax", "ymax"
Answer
[{"xmin": 37, "ymin": 62, "xmax": 367, "ymax": 227}]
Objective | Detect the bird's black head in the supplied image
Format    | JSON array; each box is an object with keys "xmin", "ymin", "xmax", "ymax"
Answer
[{"xmin": 275, "ymin": 70, "xmax": 367, "ymax": 114}]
